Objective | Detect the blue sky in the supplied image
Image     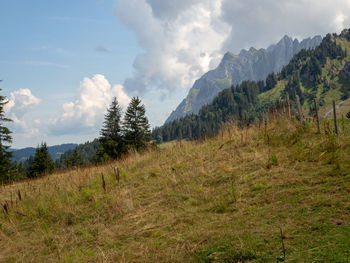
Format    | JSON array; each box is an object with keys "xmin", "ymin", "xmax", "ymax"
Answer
[
  {"xmin": 1, "ymin": 0, "xmax": 141, "ymax": 148},
  {"xmin": 1, "ymin": 0, "xmax": 350, "ymax": 149}
]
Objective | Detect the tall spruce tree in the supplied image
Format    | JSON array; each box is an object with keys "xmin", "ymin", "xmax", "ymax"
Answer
[
  {"xmin": 28, "ymin": 143, "xmax": 55, "ymax": 178},
  {"xmin": 123, "ymin": 97, "xmax": 151, "ymax": 150},
  {"xmin": 97, "ymin": 97, "xmax": 125, "ymax": 161},
  {"xmin": 0, "ymin": 84, "xmax": 13, "ymax": 181}
]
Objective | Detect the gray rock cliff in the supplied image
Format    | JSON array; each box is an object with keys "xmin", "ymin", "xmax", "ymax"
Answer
[{"xmin": 165, "ymin": 35, "xmax": 322, "ymax": 123}]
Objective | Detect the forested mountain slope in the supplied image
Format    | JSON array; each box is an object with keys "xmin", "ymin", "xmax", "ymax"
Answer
[
  {"xmin": 153, "ymin": 29, "xmax": 350, "ymax": 143},
  {"xmin": 166, "ymin": 35, "xmax": 322, "ymax": 122},
  {"xmin": 55, "ymin": 139, "xmax": 100, "ymax": 168}
]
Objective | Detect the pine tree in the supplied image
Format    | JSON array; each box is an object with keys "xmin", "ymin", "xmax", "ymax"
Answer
[
  {"xmin": 64, "ymin": 148, "xmax": 83, "ymax": 167},
  {"xmin": 0, "ymin": 85, "xmax": 13, "ymax": 182},
  {"xmin": 71, "ymin": 149, "xmax": 83, "ymax": 167},
  {"xmin": 123, "ymin": 97, "xmax": 151, "ymax": 150},
  {"xmin": 96, "ymin": 97, "xmax": 125, "ymax": 161},
  {"xmin": 28, "ymin": 143, "xmax": 55, "ymax": 178},
  {"xmin": 9, "ymin": 160, "xmax": 26, "ymax": 181}
]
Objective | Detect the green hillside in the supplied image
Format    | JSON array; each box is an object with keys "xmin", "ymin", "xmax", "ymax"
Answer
[
  {"xmin": 153, "ymin": 29, "xmax": 350, "ymax": 143},
  {"xmin": 1, "ymin": 116, "xmax": 350, "ymax": 262},
  {"xmin": 258, "ymin": 32, "xmax": 350, "ymax": 113}
]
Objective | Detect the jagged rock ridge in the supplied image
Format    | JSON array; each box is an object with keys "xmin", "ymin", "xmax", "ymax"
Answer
[{"xmin": 166, "ymin": 35, "xmax": 322, "ymax": 123}]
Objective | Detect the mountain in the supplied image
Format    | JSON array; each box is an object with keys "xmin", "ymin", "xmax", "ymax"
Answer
[
  {"xmin": 11, "ymin": 143, "xmax": 78, "ymax": 162},
  {"xmin": 153, "ymin": 29, "xmax": 350, "ymax": 143},
  {"xmin": 166, "ymin": 35, "xmax": 322, "ymax": 123}
]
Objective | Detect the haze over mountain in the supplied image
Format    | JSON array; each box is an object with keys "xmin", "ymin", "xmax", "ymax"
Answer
[
  {"xmin": 11, "ymin": 144, "xmax": 77, "ymax": 162},
  {"xmin": 166, "ymin": 35, "xmax": 322, "ymax": 122}
]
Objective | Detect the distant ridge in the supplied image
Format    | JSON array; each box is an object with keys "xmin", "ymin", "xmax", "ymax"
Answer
[
  {"xmin": 11, "ymin": 143, "xmax": 77, "ymax": 162},
  {"xmin": 166, "ymin": 35, "xmax": 322, "ymax": 122}
]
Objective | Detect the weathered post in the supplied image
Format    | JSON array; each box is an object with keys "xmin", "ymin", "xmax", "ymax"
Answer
[
  {"xmin": 101, "ymin": 173, "xmax": 106, "ymax": 192},
  {"xmin": 333, "ymin": 100, "xmax": 338, "ymax": 135},
  {"xmin": 244, "ymin": 112, "xmax": 249, "ymax": 128},
  {"xmin": 286, "ymin": 92, "xmax": 291, "ymax": 119},
  {"xmin": 314, "ymin": 99, "xmax": 320, "ymax": 133},
  {"xmin": 278, "ymin": 97, "xmax": 283, "ymax": 115},
  {"xmin": 296, "ymin": 95, "xmax": 304, "ymax": 125},
  {"xmin": 114, "ymin": 167, "xmax": 120, "ymax": 191},
  {"xmin": 17, "ymin": 190, "xmax": 22, "ymax": 201},
  {"xmin": 3, "ymin": 203, "xmax": 8, "ymax": 215}
]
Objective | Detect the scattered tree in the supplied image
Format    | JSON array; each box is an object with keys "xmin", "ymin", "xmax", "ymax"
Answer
[
  {"xmin": 56, "ymin": 139, "xmax": 100, "ymax": 168},
  {"xmin": 123, "ymin": 97, "xmax": 151, "ymax": 150},
  {"xmin": 9, "ymin": 160, "xmax": 26, "ymax": 181},
  {"xmin": 28, "ymin": 143, "xmax": 55, "ymax": 178},
  {"xmin": 64, "ymin": 148, "xmax": 83, "ymax": 167},
  {"xmin": 0, "ymin": 84, "xmax": 13, "ymax": 182},
  {"xmin": 95, "ymin": 97, "xmax": 125, "ymax": 162}
]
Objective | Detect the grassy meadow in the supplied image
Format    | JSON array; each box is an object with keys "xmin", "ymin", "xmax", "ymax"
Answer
[{"xmin": 1, "ymin": 116, "xmax": 350, "ymax": 262}]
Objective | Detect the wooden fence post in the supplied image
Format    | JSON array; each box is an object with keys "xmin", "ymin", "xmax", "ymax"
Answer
[
  {"xmin": 314, "ymin": 99, "xmax": 320, "ymax": 133},
  {"xmin": 296, "ymin": 95, "xmax": 304, "ymax": 125},
  {"xmin": 286, "ymin": 92, "xmax": 291, "ymax": 119},
  {"xmin": 101, "ymin": 173, "xmax": 106, "ymax": 192},
  {"xmin": 333, "ymin": 100, "xmax": 338, "ymax": 135},
  {"xmin": 114, "ymin": 167, "xmax": 120, "ymax": 192}
]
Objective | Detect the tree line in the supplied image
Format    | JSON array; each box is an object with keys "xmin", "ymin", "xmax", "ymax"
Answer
[{"xmin": 0, "ymin": 95, "xmax": 151, "ymax": 183}]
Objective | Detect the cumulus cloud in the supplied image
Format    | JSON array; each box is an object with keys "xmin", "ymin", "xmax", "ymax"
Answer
[
  {"xmin": 220, "ymin": 0, "xmax": 350, "ymax": 52},
  {"xmin": 5, "ymin": 89, "xmax": 41, "ymax": 118},
  {"xmin": 114, "ymin": 0, "xmax": 350, "ymax": 99},
  {"xmin": 9, "ymin": 115, "xmax": 41, "ymax": 138},
  {"xmin": 115, "ymin": 0, "xmax": 230, "ymax": 96},
  {"xmin": 4, "ymin": 89, "xmax": 41, "ymax": 137},
  {"xmin": 50, "ymin": 74, "xmax": 130, "ymax": 135}
]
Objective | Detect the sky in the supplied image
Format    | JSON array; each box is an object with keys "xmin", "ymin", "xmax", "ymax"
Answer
[{"xmin": 1, "ymin": 0, "xmax": 350, "ymax": 148}]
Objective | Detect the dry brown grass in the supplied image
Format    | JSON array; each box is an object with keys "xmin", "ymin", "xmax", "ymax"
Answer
[{"xmin": 0, "ymin": 117, "xmax": 350, "ymax": 262}]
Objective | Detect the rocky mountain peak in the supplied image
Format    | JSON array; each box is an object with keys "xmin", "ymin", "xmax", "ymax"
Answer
[{"xmin": 165, "ymin": 34, "xmax": 322, "ymax": 123}]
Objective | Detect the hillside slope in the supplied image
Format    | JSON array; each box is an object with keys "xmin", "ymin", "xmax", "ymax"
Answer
[
  {"xmin": 166, "ymin": 35, "xmax": 322, "ymax": 122},
  {"xmin": 153, "ymin": 29, "xmax": 350, "ymax": 143},
  {"xmin": 1, "ymin": 117, "xmax": 350, "ymax": 262}
]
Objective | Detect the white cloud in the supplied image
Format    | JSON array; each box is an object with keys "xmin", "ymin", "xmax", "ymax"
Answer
[
  {"xmin": 50, "ymin": 74, "xmax": 130, "ymax": 135},
  {"xmin": 333, "ymin": 12, "xmax": 347, "ymax": 32},
  {"xmin": 220, "ymin": 0, "xmax": 350, "ymax": 52},
  {"xmin": 112, "ymin": 84, "xmax": 131, "ymax": 108},
  {"xmin": 115, "ymin": 0, "xmax": 230, "ymax": 96},
  {"xmin": 10, "ymin": 114, "xmax": 41, "ymax": 138},
  {"xmin": 114, "ymin": 0, "xmax": 350, "ymax": 99},
  {"xmin": 5, "ymin": 89, "xmax": 41, "ymax": 118},
  {"xmin": 4, "ymin": 89, "xmax": 41, "ymax": 137}
]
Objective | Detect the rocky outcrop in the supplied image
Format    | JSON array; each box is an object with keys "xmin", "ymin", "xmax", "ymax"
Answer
[
  {"xmin": 166, "ymin": 35, "xmax": 322, "ymax": 123},
  {"xmin": 339, "ymin": 62, "xmax": 350, "ymax": 81}
]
